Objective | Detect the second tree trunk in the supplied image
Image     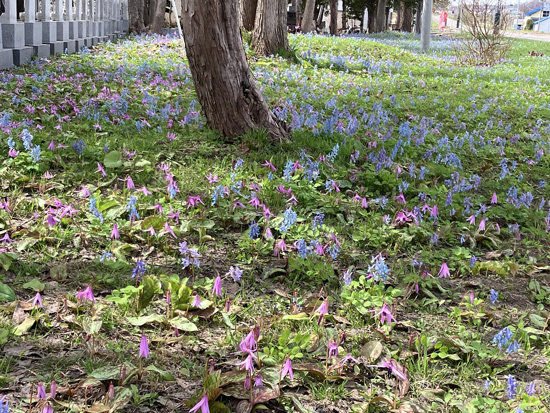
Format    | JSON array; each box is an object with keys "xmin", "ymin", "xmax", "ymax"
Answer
[{"xmin": 251, "ymin": 0, "xmax": 289, "ymax": 56}]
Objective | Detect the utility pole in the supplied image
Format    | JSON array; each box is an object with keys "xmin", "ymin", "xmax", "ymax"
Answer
[{"xmin": 421, "ymin": 0, "xmax": 433, "ymax": 51}]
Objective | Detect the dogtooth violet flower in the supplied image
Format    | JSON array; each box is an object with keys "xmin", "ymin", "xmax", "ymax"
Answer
[
  {"xmin": 76, "ymin": 286, "xmax": 95, "ymax": 302},
  {"xmin": 279, "ymin": 358, "xmax": 294, "ymax": 381},
  {"xmin": 212, "ymin": 276, "xmax": 222, "ymax": 297},
  {"xmin": 190, "ymin": 393, "xmax": 209, "ymax": 413},
  {"xmin": 139, "ymin": 334, "xmax": 150, "ymax": 359}
]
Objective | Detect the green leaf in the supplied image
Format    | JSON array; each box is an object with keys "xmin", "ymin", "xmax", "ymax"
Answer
[
  {"xmin": 222, "ymin": 312, "xmax": 235, "ymax": 329},
  {"xmin": 0, "ymin": 282, "xmax": 16, "ymax": 302},
  {"xmin": 282, "ymin": 312, "xmax": 309, "ymax": 321},
  {"xmin": 145, "ymin": 365, "xmax": 175, "ymax": 381},
  {"xmin": 14, "ymin": 317, "xmax": 36, "ymax": 335},
  {"xmin": 0, "ymin": 253, "xmax": 15, "ymax": 271},
  {"xmin": 530, "ymin": 314, "xmax": 548, "ymax": 328},
  {"xmin": 204, "ymin": 370, "xmax": 221, "ymax": 391},
  {"xmin": 0, "ymin": 328, "xmax": 9, "ymax": 345},
  {"xmin": 169, "ymin": 316, "xmax": 198, "ymax": 331},
  {"xmin": 90, "ymin": 362, "xmax": 137, "ymax": 381},
  {"xmin": 125, "ymin": 314, "xmax": 165, "ymax": 326},
  {"xmin": 83, "ymin": 316, "xmax": 103, "ymax": 335},
  {"xmin": 104, "ymin": 151, "xmax": 122, "ymax": 168},
  {"xmin": 22, "ymin": 278, "xmax": 45, "ymax": 292}
]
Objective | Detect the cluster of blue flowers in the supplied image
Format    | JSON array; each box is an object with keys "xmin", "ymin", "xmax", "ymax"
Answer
[
  {"xmin": 179, "ymin": 241, "xmax": 201, "ymax": 269},
  {"xmin": 127, "ymin": 196, "xmax": 139, "ymax": 221},
  {"xmin": 492, "ymin": 327, "xmax": 520, "ymax": 354}
]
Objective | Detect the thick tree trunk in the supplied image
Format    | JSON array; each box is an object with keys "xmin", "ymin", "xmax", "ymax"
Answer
[
  {"xmin": 239, "ymin": 0, "xmax": 257, "ymax": 31},
  {"xmin": 150, "ymin": 0, "xmax": 166, "ymax": 33},
  {"xmin": 129, "ymin": 0, "xmax": 146, "ymax": 32},
  {"xmin": 375, "ymin": 0, "xmax": 386, "ymax": 32},
  {"xmin": 329, "ymin": 0, "xmax": 337, "ymax": 34},
  {"xmin": 181, "ymin": 0, "xmax": 289, "ymax": 142},
  {"xmin": 251, "ymin": 0, "xmax": 289, "ymax": 56},
  {"xmin": 367, "ymin": 4, "xmax": 376, "ymax": 33},
  {"xmin": 400, "ymin": 2, "xmax": 413, "ymax": 32},
  {"xmin": 301, "ymin": 0, "xmax": 316, "ymax": 32}
]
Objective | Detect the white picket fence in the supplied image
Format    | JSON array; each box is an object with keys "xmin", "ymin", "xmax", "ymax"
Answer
[{"xmin": 0, "ymin": 0, "xmax": 129, "ymax": 69}]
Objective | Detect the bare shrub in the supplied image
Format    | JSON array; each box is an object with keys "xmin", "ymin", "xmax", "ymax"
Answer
[{"xmin": 453, "ymin": 0, "xmax": 513, "ymax": 66}]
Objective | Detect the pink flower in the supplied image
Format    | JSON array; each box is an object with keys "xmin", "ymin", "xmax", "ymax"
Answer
[
  {"xmin": 126, "ymin": 175, "xmax": 135, "ymax": 189},
  {"xmin": 110, "ymin": 222, "xmax": 119, "ymax": 239},
  {"xmin": 314, "ymin": 299, "xmax": 329, "ymax": 325},
  {"xmin": 438, "ymin": 262, "xmax": 450, "ymax": 278},
  {"xmin": 237, "ymin": 354, "xmax": 255, "ymax": 372},
  {"xmin": 368, "ymin": 303, "xmax": 397, "ymax": 325},
  {"xmin": 139, "ymin": 333, "xmax": 150, "ymax": 358},
  {"xmin": 206, "ymin": 173, "xmax": 219, "ymax": 183},
  {"xmin": 478, "ymin": 218, "xmax": 486, "ymax": 231},
  {"xmin": 96, "ymin": 163, "xmax": 106, "ymax": 177},
  {"xmin": 79, "ymin": 186, "xmax": 91, "ymax": 197},
  {"xmin": 265, "ymin": 227, "xmax": 273, "ymax": 239},
  {"xmin": 136, "ymin": 186, "xmax": 152, "ymax": 195},
  {"xmin": 254, "ymin": 373, "xmax": 263, "ymax": 387},
  {"xmin": 395, "ymin": 193, "xmax": 406, "ymax": 204},
  {"xmin": 262, "ymin": 160, "xmax": 276, "ymax": 171},
  {"xmin": 143, "ymin": 226, "xmax": 156, "ymax": 236},
  {"xmin": 190, "ymin": 393, "xmax": 210, "ymax": 413},
  {"xmin": 46, "ymin": 214, "xmax": 58, "ymax": 228},
  {"xmin": 192, "ymin": 294, "xmax": 201, "ymax": 308},
  {"xmin": 431, "ymin": 204, "xmax": 439, "ymax": 217},
  {"xmin": 163, "ymin": 222, "xmax": 177, "ymax": 239},
  {"xmin": 491, "ymin": 192, "xmax": 498, "ymax": 204},
  {"xmin": 8, "ymin": 148, "xmax": 19, "ymax": 157},
  {"xmin": 76, "ymin": 285, "xmax": 95, "ymax": 302},
  {"xmin": 367, "ymin": 359, "xmax": 408, "ymax": 382},
  {"xmin": 48, "ymin": 140, "xmax": 55, "ymax": 150},
  {"xmin": 466, "ymin": 215, "xmax": 475, "ymax": 225},
  {"xmin": 29, "ymin": 292, "xmax": 43, "ymax": 308},
  {"xmin": 279, "ymin": 358, "xmax": 294, "ymax": 381},
  {"xmin": 37, "ymin": 381, "xmax": 46, "ymax": 400},
  {"xmin": 212, "ymin": 276, "xmax": 222, "ymax": 297}
]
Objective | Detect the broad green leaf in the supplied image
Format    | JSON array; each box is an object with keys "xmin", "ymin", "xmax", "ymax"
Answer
[
  {"xmin": 104, "ymin": 151, "xmax": 122, "ymax": 168},
  {"xmin": 125, "ymin": 314, "xmax": 165, "ymax": 326},
  {"xmin": 145, "ymin": 364, "xmax": 175, "ymax": 381},
  {"xmin": 90, "ymin": 362, "xmax": 137, "ymax": 381},
  {"xmin": 169, "ymin": 316, "xmax": 198, "ymax": 331},
  {"xmin": 22, "ymin": 278, "xmax": 45, "ymax": 292},
  {"xmin": 0, "ymin": 282, "xmax": 16, "ymax": 302},
  {"xmin": 14, "ymin": 317, "xmax": 36, "ymax": 335}
]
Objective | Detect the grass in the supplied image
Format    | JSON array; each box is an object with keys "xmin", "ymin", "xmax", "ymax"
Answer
[{"xmin": 0, "ymin": 31, "xmax": 550, "ymax": 412}]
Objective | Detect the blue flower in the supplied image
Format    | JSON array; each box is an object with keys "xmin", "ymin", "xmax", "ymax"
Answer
[
  {"xmin": 507, "ymin": 375, "xmax": 518, "ymax": 399},
  {"xmin": 489, "ymin": 289, "xmax": 498, "ymax": 305},
  {"xmin": 493, "ymin": 327, "xmax": 513, "ymax": 349},
  {"xmin": 506, "ymin": 340, "xmax": 520, "ymax": 354},
  {"xmin": 132, "ymin": 260, "xmax": 146, "ymax": 280},
  {"xmin": 249, "ymin": 221, "xmax": 260, "ymax": 240}
]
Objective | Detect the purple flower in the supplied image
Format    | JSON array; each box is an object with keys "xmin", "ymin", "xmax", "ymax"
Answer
[
  {"xmin": 526, "ymin": 381, "xmax": 536, "ymax": 396},
  {"xmin": 244, "ymin": 373, "xmax": 251, "ymax": 390},
  {"xmin": 226, "ymin": 266, "xmax": 243, "ymax": 282},
  {"xmin": 139, "ymin": 334, "xmax": 150, "ymax": 359},
  {"xmin": 438, "ymin": 262, "xmax": 450, "ymax": 278},
  {"xmin": 328, "ymin": 340, "xmax": 339, "ymax": 358},
  {"xmin": 29, "ymin": 292, "xmax": 43, "ymax": 308},
  {"xmin": 212, "ymin": 276, "xmax": 222, "ymax": 297},
  {"xmin": 76, "ymin": 286, "xmax": 95, "ymax": 302},
  {"xmin": 341, "ymin": 354, "xmax": 360, "ymax": 364},
  {"xmin": 254, "ymin": 373, "xmax": 263, "ymax": 387},
  {"xmin": 37, "ymin": 381, "xmax": 46, "ymax": 400},
  {"xmin": 110, "ymin": 222, "xmax": 119, "ymax": 239},
  {"xmin": 315, "ymin": 299, "xmax": 329, "ymax": 325},
  {"xmin": 237, "ymin": 354, "xmax": 255, "ymax": 372},
  {"xmin": 192, "ymin": 294, "xmax": 201, "ymax": 308},
  {"xmin": 491, "ymin": 192, "xmax": 498, "ymax": 204},
  {"xmin": 189, "ymin": 393, "xmax": 210, "ymax": 413},
  {"xmin": 279, "ymin": 358, "xmax": 294, "ymax": 381},
  {"xmin": 367, "ymin": 359, "xmax": 408, "ymax": 382},
  {"xmin": 368, "ymin": 303, "xmax": 397, "ymax": 326}
]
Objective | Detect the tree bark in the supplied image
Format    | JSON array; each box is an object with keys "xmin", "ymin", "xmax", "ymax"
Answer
[
  {"xmin": 150, "ymin": 0, "xmax": 166, "ymax": 33},
  {"xmin": 129, "ymin": 0, "xmax": 146, "ymax": 32},
  {"xmin": 415, "ymin": 1, "xmax": 422, "ymax": 34},
  {"xmin": 400, "ymin": 2, "xmax": 413, "ymax": 32},
  {"xmin": 375, "ymin": 0, "xmax": 386, "ymax": 32},
  {"xmin": 251, "ymin": 0, "xmax": 289, "ymax": 56},
  {"xmin": 181, "ymin": 0, "xmax": 289, "ymax": 142},
  {"xmin": 329, "ymin": 0, "xmax": 337, "ymax": 34},
  {"xmin": 341, "ymin": 0, "xmax": 346, "ymax": 31},
  {"xmin": 239, "ymin": 0, "xmax": 258, "ymax": 31},
  {"xmin": 301, "ymin": 0, "xmax": 316, "ymax": 32},
  {"xmin": 366, "ymin": 3, "xmax": 376, "ymax": 33}
]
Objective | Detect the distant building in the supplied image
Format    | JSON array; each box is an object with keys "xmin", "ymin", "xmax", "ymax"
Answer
[{"xmin": 525, "ymin": 4, "xmax": 550, "ymax": 32}]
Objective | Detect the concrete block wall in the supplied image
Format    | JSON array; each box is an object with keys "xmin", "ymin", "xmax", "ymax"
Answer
[{"xmin": 0, "ymin": 0, "xmax": 128, "ymax": 70}]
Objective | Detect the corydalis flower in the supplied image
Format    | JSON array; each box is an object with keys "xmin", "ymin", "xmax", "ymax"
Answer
[
  {"xmin": 139, "ymin": 334, "xmax": 150, "ymax": 358},
  {"xmin": 226, "ymin": 266, "xmax": 242, "ymax": 282}
]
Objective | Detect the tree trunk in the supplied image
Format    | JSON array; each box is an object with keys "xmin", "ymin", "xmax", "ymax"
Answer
[
  {"xmin": 400, "ymin": 2, "xmax": 413, "ymax": 32},
  {"xmin": 329, "ymin": 0, "xmax": 337, "ymax": 34},
  {"xmin": 251, "ymin": 0, "xmax": 289, "ymax": 56},
  {"xmin": 415, "ymin": 2, "xmax": 422, "ymax": 34},
  {"xmin": 301, "ymin": 0, "xmax": 316, "ymax": 32},
  {"xmin": 395, "ymin": 5, "xmax": 402, "ymax": 30},
  {"xmin": 150, "ymin": 0, "xmax": 166, "ymax": 33},
  {"xmin": 129, "ymin": 0, "xmax": 146, "ymax": 32},
  {"xmin": 367, "ymin": 4, "xmax": 376, "ymax": 33},
  {"xmin": 181, "ymin": 0, "xmax": 289, "ymax": 142},
  {"xmin": 341, "ymin": 0, "xmax": 346, "ymax": 31},
  {"xmin": 375, "ymin": 0, "xmax": 386, "ymax": 32},
  {"xmin": 239, "ymin": 0, "xmax": 257, "ymax": 31}
]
